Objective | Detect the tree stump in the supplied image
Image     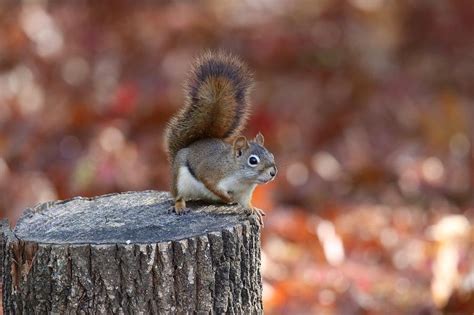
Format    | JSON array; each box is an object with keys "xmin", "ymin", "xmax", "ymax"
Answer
[
  {"xmin": 1, "ymin": 219, "xmax": 7, "ymax": 280},
  {"xmin": 1, "ymin": 191, "xmax": 263, "ymax": 314}
]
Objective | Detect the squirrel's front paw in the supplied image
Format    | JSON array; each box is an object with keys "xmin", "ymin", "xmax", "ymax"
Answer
[
  {"xmin": 246, "ymin": 207, "xmax": 265, "ymax": 227},
  {"xmin": 173, "ymin": 198, "xmax": 188, "ymax": 215}
]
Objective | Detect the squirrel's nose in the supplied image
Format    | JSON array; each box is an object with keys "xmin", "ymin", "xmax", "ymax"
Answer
[{"xmin": 270, "ymin": 166, "xmax": 277, "ymax": 177}]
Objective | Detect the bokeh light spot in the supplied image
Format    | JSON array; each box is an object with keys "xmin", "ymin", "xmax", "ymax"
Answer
[
  {"xmin": 421, "ymin": 157, "xmax": 444, "ymax": 184},
  {"xmin": 62, "ymin": 57, "xmax": 90, "ymax": 86},
  {"xmin": 312, "ymin": 151, "xmax": 342, "ymax": 181},
  {"xmin": 99, "ymin": 127, "xmax": 125, "ymax": 153},
  {"xmin": 286, "ymin": 162, "xmax": 309, "ymax": 186}
]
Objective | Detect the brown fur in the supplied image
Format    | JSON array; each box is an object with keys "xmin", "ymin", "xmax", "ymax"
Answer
[{"xmin": 164, "ymin": 51, "xmax": 254, "ymax": 162}]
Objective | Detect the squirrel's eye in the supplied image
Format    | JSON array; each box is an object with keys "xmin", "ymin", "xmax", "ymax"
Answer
[{"xmin": 248, "ymin": 155, "xmax": 260, "ymax": 167}]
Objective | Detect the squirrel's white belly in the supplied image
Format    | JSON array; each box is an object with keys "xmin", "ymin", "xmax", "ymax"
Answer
[
  {"xmin": 218, "ymin": 176, "xmax": 256, "ymax": 206},
  {"xmin": 177, "ymin": 166, "xmax": 221, "ymax": 202}
]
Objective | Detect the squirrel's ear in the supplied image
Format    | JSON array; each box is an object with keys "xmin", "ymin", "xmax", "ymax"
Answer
[
  {"xmin": 233, "ymin": 136, "xmax": 249, "ymax": 157},
  {"xmin": 254, "ymin": 132, "xmax": 264, "ymax": 145}
]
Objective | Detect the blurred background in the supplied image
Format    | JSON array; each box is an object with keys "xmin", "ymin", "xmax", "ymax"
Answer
[{"xmin": 1, "ymin": 0, "xmax": 473, "ymax": 314}]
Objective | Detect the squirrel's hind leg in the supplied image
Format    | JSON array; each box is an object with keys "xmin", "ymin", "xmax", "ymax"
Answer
[{"xmin": 171, "ymin": 152, "xmax": 189, "ymax": 215}]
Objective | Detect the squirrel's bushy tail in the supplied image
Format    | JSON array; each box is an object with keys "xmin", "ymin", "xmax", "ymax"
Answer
[{"xmin": 165, "ymin": 51, "xmax": 254, "ymax": 161}]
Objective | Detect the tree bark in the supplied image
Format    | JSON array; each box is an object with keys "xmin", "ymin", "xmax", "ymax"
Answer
[
  {"xmin": 1, "ymin": 219, "xmax": 6, "ymax": 315},
  {"xmin": 2, "ymin": 191, "xmax": 263, "ymax": 314},
  {"xmin": 1, "ymin": 219, "xmax": 7, "ymax": 281}
]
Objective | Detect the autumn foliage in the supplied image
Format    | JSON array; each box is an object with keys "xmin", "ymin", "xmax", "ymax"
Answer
[{"xmin": 1, "ymin": 1, "xmax": 473, "ymax": 314}]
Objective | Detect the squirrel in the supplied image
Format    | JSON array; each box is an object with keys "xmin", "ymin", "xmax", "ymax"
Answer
[{"xmin": 164, "ymin": 51, "xmax": 277, "ymax": 225}]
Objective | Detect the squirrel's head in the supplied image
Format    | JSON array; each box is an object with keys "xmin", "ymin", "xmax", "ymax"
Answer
[{"xmin": 232, "ymin": 132, "xmax": 277, "ymax": 184}]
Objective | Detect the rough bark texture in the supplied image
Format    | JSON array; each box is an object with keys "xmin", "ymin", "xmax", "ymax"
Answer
[
  {"xmin": 2, "ymin": 191, "xmax": 263, "ymax": 314},
  {"xmin": 1, "ymin": 219, "xmax": 7, "ymax": 281}
]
